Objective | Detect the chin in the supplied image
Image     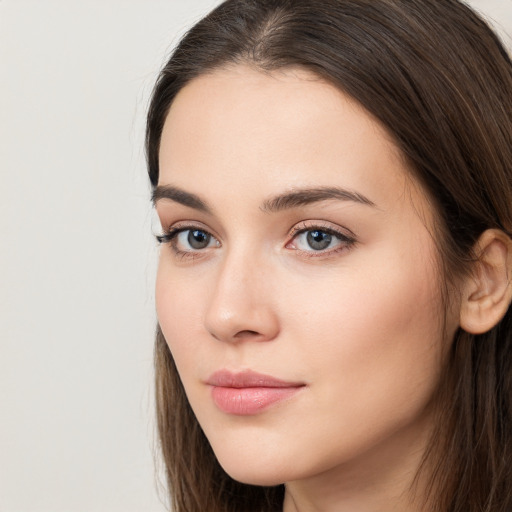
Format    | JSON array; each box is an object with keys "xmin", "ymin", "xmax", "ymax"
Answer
[
  {"xmin": 220, "ymin": 463, "xmax": 286, "ymax": 487},
  {"xmin": 211, "ymin": 445, "xmax": 291, "ymax": 487}
]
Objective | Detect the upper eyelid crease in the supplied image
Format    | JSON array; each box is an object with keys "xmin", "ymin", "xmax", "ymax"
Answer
[
  {"xmin": 152, "ymin": 185, "xmax": 376, "ymax": 213},
  {"xmin": 291, "ymin": 220, "xmax": 356, "ymax": 239}
]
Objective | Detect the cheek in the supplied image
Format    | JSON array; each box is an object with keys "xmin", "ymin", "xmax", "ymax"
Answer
[
  {"xmin": 155, "ymin": 259, "xmax": 216, "ymax": 380},
  {"xmin": 155, "ymin": 262, "xmax": 198, "ymax": 351},
  {"xmin": 280, "ymin": 241, "xmax": 446, "ymax": 415}
]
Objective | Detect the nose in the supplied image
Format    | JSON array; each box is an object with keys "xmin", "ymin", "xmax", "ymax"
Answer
[{"xmin": 204, "ymin": 249, "xmax": 280, "ymax": 343}]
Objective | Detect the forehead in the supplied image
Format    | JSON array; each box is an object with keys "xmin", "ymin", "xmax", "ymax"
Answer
[{"xmin": 158, "ymin": 65, "xmax": 431, "ymax": 222}]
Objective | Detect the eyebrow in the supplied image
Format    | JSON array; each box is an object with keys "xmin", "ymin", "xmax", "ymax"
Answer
[
  {"xmin": 261, "ymin": 186, "xmax": 376, "ymax": 212},
  {"xmin": 152, "ymin": 184, "xmax": 376, "ymax": 213},
  {"xmin": 152, "ymin": 185, "xmax": 211, "ymax": 213}
]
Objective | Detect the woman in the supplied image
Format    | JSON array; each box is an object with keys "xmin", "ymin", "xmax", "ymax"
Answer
[{"xmin": 146, "ymin": 1, "xmax": 512, "ymax": 511}]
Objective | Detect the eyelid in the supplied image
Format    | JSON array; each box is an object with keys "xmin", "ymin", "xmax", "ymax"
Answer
[
  {"xmin": 155, "ymin": 221, "xmax": 221, "ymax": 259},
  {"xmin": 288, "ymin": 220, "xmax": 356, "ymax": 241},
  {"xmin": 156, "ymin": 220, "xmax": 219, "ymax": 241},
  {"xmin": 286, "ymin": 220, "xmax": 357, "ymax": 256}
]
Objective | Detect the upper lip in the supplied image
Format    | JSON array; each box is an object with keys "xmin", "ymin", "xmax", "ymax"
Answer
[{"xmin": 206, "ymin": 369, "xmax": 305, "ymax": 388}]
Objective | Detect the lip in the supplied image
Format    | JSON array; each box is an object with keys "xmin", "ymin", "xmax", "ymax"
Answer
[{"xmin": 206, "ymin": 370, "xmax": 305, "ymax": 415}]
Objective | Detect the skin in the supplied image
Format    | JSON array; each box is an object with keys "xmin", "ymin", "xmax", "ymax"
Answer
[{"xmin": 154, "ymin": 65, "xmax": 462, "ymax": 512}]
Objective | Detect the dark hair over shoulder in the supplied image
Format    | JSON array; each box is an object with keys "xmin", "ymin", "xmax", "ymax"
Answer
[{"xmin": 146, "ymin": 1, "xmax": 512, "ymax": 511}]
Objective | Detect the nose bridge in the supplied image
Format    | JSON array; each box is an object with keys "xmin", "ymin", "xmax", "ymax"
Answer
[{"xmin": 204, "ymin": 242, "xmax": 279, "ymax": 342}]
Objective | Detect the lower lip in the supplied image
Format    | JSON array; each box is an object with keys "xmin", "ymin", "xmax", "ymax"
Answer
[{"xmin": 210, "ymin": 386, "xmax": 302, "ymax": 415}]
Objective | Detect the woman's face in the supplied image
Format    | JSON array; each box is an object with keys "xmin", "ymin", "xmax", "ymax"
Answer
[{"xmin": 154, "ymin": 66, "xmax": 460, "ymax": 489}]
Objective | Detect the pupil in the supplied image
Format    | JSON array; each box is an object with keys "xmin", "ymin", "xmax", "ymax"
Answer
[
  {"xmin": 307, "ymin": 230, "xmax": 332, "ymax": 250},
  {"xmin": 188, "ymin": 230, "xmax": 210, "ymax": 249}
]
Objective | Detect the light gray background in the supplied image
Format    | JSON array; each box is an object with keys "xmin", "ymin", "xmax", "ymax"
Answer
[{"xmin": 1, "ymin": 1, "xmax": 511, "ymax": 511}]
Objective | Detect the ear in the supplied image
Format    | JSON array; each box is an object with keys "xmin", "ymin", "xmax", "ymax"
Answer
[{"xmin": 460, "ymin": 229, "xmax": 512, "ymax": 334}]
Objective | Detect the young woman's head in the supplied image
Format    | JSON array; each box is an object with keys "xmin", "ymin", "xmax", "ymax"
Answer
[{"xmin": 146, "ymin": 1, "xmax": 512, "ymax": 511}]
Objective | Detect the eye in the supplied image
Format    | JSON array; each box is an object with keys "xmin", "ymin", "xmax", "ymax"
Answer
[
  {"xmin": 178, "ymin": 229, "xmax": 214, "ymax": 250},
  {"xmin": 293, "ymin": 229, "xmax": 341, "ymax": 251},
  {"xmin": 287, "ymin": 223, "xmax": 356, "ymax": 256},
  {"xmin": 300, "ymin": 230, "xmax": 334, "ymax": 251},
  {"xmin": 156, "ymin": 226, "xmax": 220, "ymax": 254}
]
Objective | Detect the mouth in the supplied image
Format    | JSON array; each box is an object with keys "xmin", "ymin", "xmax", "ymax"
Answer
[{"xmin": 205, "ymin": 369, "xmax": 305, "ymax": 415}]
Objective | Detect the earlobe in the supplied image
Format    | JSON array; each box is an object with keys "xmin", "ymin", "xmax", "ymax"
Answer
[{"xmin": 460, "ymin": 229, "xmax": 512, "ymax": 335}]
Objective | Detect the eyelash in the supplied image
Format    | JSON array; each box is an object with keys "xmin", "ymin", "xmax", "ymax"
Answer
[
  {"xmin": 155, "ymin": 225, "xmax": 217, "ymax": 260},
  {"xmin": 156, "ymin": 228, "xmax": 196, "ymax": 245},
  {"xmin": 156, "ymin": 222, "xmax": 356, "ymax": 260},
  {"xmin": 287, "ymin": 221, "xmax": 356, "ymax": 258}
]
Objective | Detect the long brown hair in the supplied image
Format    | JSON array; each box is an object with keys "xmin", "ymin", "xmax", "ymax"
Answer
[{"xmin": 146, "ymin": 1, "xmax": 512, "ymax": 511}]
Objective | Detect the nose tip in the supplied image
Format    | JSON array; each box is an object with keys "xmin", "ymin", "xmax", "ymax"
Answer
[
  {"xmin": 204, "ymin": 262, "xmax": 280, "ymax": 343},
  {"xmin": 205, "ymin": 303, "xmax": 280, "ymax": 343}
]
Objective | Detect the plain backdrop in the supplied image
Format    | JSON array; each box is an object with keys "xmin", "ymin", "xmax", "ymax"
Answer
[{"xmin": 1, "ymin": 1, "xmax": 511, "ymax": 511}]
